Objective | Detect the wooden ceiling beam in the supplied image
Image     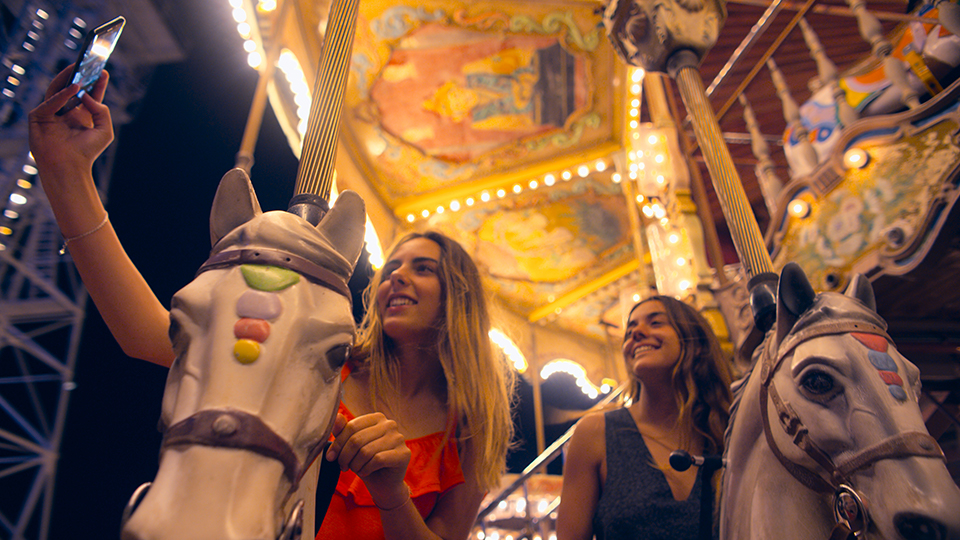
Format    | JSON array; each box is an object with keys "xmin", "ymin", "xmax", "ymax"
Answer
[{"xmin": 727, "ymin": 0, "xmax": 928, "ymax": 24}]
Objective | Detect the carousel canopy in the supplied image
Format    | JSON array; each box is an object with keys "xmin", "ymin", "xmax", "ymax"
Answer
[{"xmin": 231, "ymin": 0, "xmax": 960, "ymax": 380}]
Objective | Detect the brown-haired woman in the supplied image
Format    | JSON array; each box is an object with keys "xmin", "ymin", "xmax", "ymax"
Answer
[{"xmin": 556, "ymin": 296, "xmax": 733, "ymax": 540}]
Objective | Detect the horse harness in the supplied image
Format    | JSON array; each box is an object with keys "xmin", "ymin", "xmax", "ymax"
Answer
[
  {"xmin": 758, "ymin": 320, "xmax": 946, "ymax": 539},
  {"xmin": 137, "ymin": 247, "xmax": 351, "ymax": 536}
]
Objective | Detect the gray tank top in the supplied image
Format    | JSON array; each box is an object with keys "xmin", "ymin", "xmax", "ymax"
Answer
[{"xmin": 592, "ymin": 407, "xmax": 703, "ymax": 540}]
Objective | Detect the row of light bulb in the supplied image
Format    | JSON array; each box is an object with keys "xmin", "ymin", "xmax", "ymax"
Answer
[
  {"xmin": 477, "ymin": 531, "xmax": 556, "ymax": 540},
  {"xmin": 0, "ymin": 9, "xmax": 50, "ymax": 246},
  {"xmin": 407, "ymin": 61, "xmax": 648, "ymax": 222},
  {"xmin": 539, "ymin": 359, "xmax": 614, "ymax": 399},
  {"xmin": 405, "ymin": 159, "xmax": 611, "ymax": 223}
]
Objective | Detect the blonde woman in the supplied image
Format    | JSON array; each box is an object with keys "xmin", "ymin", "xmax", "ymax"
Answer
[{"xmin": 321, "ymin": 231, "xmax": 515, "ymax": 539}]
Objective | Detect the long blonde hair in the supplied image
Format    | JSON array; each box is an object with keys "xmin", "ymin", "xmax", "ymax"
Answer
[{"xmin": 351, "ymin": 231, "xmax": 515, "ymax": 491}]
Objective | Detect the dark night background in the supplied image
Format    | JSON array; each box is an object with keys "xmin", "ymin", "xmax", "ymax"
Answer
[{"xmin": 45, "ymin": 2, "xmax": 587, "ymax": 536}]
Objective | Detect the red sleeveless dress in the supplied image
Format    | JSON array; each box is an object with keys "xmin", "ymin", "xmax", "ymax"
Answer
[{"xmin": 315, "ymin": 374, "xmax": 465, "ymax": 539}]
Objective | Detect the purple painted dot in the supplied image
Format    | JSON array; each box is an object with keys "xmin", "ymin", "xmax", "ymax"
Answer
[
  {"xmin": 867, "ymin": 349, "xmax": 897, "ymax": 372},
  {"xmin": 236, "ymin": 290, "xmax": 282, "ymax": 321}
]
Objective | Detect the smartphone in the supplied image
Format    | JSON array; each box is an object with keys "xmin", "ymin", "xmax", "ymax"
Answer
[{"xmin": 55, "ymin": 16, "xmax": 125, "ymax": 115}]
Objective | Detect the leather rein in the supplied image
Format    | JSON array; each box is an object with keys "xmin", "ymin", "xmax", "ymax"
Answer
[{"xmin": 758, "ymin": 320, "xmax": 946, "ymax": 538}]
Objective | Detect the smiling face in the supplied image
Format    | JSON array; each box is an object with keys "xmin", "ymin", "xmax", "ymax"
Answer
[
  {"xmin": 375, "ymin": 237, "xmax": 444, "ymax": 345},
  {"xmin": 622, "ymin": 300, "xmax": 683, "ymax": 379}
]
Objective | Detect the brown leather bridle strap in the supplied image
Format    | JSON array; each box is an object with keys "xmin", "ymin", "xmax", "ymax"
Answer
[
  {"xmin": 197, "ymin": 248, "xmax": 352, "ymax": 300},
  {"xmin": 759, "ymin": 320, "xmax": 946, "ymax": 494},
  {"xmin": 829, "ymin": 523, "xmax": 856, "ymax": 540},
  {"xmin": 162, "ymin": 409, "xmax": 313, "ymax": 490},
  {"xmin": 762, "ymin": 321, "xmax": 891, "ymax": 387},
  {"xmin": 836, "ymin": 431, "xmax": 945, "ymax": 478},
  {"xmin": 760, "ymin": 378, "xmax": 837, "ymax": 492}
]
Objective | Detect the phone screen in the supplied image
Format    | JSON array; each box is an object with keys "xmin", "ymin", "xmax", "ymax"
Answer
[{"xmin": 56, "ymin": 16, "xmax": 124, "ymax": 115}]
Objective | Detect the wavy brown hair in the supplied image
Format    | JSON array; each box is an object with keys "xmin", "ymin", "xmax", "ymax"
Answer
[
  {"xmin": 351, "ymin": 231, "xmax": 515, "ymax": 491},
  {"xmin": 624, "ymin": 296, "xmax": 733, "ymax": 455}
]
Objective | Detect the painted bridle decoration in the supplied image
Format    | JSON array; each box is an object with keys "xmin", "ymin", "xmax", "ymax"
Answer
[
  {"xmin": 158, "ymin": 248, "xmax": 351, "ymax": 494},
  {"xmin": 757, "ymin": 264, "xmax": 947, "ymax": 538}
]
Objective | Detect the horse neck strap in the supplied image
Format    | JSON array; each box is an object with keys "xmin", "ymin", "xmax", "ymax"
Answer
[
  {"xmin": 197, "ymin": 248, "xmax": 352, "ymax": 301},
  {"xmin": 759, "ymin": 320, "xmax": 945, "ymax": 494}
]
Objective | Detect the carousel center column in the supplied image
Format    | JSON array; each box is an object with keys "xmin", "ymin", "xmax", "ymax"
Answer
[{"xmin": 603, "ymin": 0, "xmax": 778, "ymax": 336}]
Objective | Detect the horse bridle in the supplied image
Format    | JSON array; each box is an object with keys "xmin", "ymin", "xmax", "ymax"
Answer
[
  {"xmin": 196, "ymin": 247, "xmax": 352, "ymax": 300},
  {"xmin": 157, "ymin": 247, "xmax": 351, "ymax": 488},
  {"xmin": 758, "ymin": 320, "xmax": 946, "ymax": 538},
  {"xmin": 123, "ymin": 248, "xmax": 349, "ymax": 538}
]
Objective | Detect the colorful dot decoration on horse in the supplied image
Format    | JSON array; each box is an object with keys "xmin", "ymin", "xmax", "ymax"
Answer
[
  {"xmin": 852, "ymin": 332, "xmax": 906, "ymax": 402},
  {"xmin": 232, "ymin": 265, "xmax": 301, "ymax": 364}
]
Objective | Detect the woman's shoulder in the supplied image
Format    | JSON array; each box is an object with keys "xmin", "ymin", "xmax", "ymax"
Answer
[
  {"xmin": 576, "ymin": 404, "xmax": 626, "ymax": 431},
  {"xmin": 570, "ymin": 410, "xmax": 607, "ymax": 443}
]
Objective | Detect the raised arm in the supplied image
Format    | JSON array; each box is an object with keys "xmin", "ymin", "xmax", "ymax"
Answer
[
  {"xmin": 28, "ymin": 67, "xmax": 174, "ymax": 367},
  {"xmin": 556, "ymin": 412, "xmax": 605, "ymax": 540}
]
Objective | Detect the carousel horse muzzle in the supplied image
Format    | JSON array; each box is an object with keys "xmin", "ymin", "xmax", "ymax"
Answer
[{"xmin": 122, "ymin": 484, "xmax": 307, "ymax": 540}]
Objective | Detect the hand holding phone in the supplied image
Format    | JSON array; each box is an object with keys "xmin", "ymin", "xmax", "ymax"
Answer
[{"xmin": 55, "ymin": 16, "xmax": 125, "ymax": 116}]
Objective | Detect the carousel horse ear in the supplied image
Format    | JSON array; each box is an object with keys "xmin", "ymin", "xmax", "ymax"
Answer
[
  {"xmin": 209, "ymin": 168, "xmax": 263, "ymax": 247},
  {"xmin": 776, "ymin": 262, "xmax": 816, "ymax": 346},
  {"xmin": 317, "ymin": 190, "xmax": 366, "ymax": 269},
  {"xmin": 845, "ymin": 274, "xmax": 877, "ymax": 312}
]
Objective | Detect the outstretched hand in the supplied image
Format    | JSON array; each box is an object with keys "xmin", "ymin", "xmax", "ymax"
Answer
[
  {"xmin": 326, "ymin": 412, "xmax": 412, "ymax": 510},
  {"xmin": 28, "ymin": 65, "xmax": 113, "ymax": 177}
]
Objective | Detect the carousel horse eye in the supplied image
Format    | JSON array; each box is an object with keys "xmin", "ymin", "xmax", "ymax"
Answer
[
  {"xmin": 325, "ymin": 344, "xmax": 350, "ymax": 370},
  {"xmin": 800, "ymin": 370, "xmax": 835, "ymax": 396}
]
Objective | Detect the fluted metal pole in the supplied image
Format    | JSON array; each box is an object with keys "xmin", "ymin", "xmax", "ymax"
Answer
[{"xmin": 668, "ymin": 50, "xmax": 773, "ymax": 279}]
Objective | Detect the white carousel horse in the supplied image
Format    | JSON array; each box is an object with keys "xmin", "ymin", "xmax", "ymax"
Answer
[
  {"xmin": 120, "ymin": 169, "xmax": 366, "ymax": 540},
  {"xmin": 721, "ymin": 263, "xmax": 960, "ymax": 540}
]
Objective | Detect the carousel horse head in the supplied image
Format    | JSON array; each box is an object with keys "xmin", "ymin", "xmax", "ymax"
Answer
[
  {"xmin": 121, "ymin": 169, "xmax": 366, "ymax": 540},
  {"xmin": 722, "ymin": 263, "xmax": 960, "ymax": 540}
]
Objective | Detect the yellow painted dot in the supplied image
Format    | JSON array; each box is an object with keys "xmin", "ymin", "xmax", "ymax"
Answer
[{"xmin": 234, "ymin": 339, "xmax": 260, "ymax": 364}]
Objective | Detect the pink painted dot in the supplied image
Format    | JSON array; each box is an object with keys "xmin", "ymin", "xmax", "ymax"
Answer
[
  {"xmin": 234, "ymin": 318, "xmax": 270, "ymax": 343},
  {"xmin": 851, "ymin": 332, "xmax": 888, "ymax": 352}
]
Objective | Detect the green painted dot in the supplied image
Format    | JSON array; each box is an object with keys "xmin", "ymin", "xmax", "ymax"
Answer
[
  {"xmin": 234, "ymin": 339, "xmax": 260, "ymax": 364},
  {"xmin": 240, "ymin": 264, "xmax": 300, "ymax": 291}
]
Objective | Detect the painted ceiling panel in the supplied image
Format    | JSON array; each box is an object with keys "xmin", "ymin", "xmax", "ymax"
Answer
[{"xmin": 344, "ymin": 0, "xmax": 619, "ymax": 204}]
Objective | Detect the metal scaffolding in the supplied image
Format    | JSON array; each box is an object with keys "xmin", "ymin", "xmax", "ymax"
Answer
[{"xmin": 0, "ymin": 2, "xmax": 178, "ymax": 536}]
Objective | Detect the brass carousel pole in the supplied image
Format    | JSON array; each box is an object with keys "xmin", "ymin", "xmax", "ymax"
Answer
[
  {"xmin": 668, "ymin": 51, "xmax": 773, "ymax": 279},
  {"xmin": 602, "ymin": 0, "xmax": 778, "ymax": 334},
  {"xmin": 235, "ymin": 0, "xmax": 292, "ymax": 173},
  {"xmin": 288, "ymin": 0, "xmax": 361, "ymax": 224}
]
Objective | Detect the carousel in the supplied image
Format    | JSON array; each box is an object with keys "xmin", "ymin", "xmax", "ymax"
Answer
[{"xmin": 120, "ymin": 0, "xmax": 960, "ymax": 538}]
